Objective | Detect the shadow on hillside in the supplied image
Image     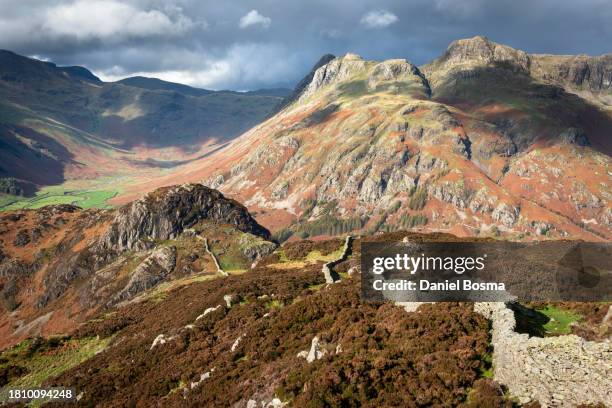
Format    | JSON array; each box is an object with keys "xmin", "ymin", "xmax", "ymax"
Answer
[
  {"xmin": 0, "ymin": 124, "xmax": 74, "ymax": 191},
  {"xmin": 430, "ymin": 63, "xmax": 612, "ymax": 156},
  {"xmin": 510, "ymin": 302, "xmax": 550, "ymax": 338}
]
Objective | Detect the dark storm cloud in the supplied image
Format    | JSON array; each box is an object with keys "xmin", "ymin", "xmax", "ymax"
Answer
[{"xmin": 0, "ymin": 0, "xmax": 610, "ymax": 90}]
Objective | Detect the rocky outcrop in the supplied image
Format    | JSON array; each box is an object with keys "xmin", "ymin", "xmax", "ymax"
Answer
[
  {"xmin": 195, "ymin": 305, "xmax": 222, "ymax": 321},
  {"xmin": 424, "ymin": 35, "xmax": 612, "ymax": 96},
  {"xmin": 559, "ymin": 127, "xmax": 590, "ymax": 146},
  {"xmin": 297, "ymin": 336, "xmax": 327, "ymax": 363},
  {"xmin": 238, "ymin": 234, "xmax": 277, "ymax": 261},
  {"xmin": 112, "ymin": 246, "xmax": 177, "ymax": 304},
  {"xmin": 530, "ymin": 53, "xmax": 612, "ymax": 93},
  {"xmin": 150, "ymin": 333, "xmax": 174, "ymax": 350},
  {"xmin": 425, "ymin": 35, "xmax": 530, "ymax": 75},
  {"xmin": 491, "ymin": 203, "xmax": 520, "ymax": 227},
  {"xmin": 98, "ymin": 184, "xmax": 271, "ymax": 252},
  {"xmin": 367, "ymin": 59, "xmax": 431, "ymax": 96},
  {"xmin": 223, "ymin": 294, "xmax": 234, "ymax": 308}
]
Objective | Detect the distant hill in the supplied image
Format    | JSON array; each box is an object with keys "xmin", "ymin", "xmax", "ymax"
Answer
[
  {"xmin": 117, "ymin": 76, "xmax": 213, "ymax": 96},
  {"xmin": 118, "ymin": 76, "xmax": 291, "ymax": 98},
  {"xmin": 0, "ymin": 50, "xmax": 287, "ymax": 193}
]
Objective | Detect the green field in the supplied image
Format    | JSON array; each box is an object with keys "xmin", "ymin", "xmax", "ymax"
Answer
[
  {"xmin": 514, "ymin": 304, "xmax": 582, "ymax": 337},
  {"xmin": 538, "ymin": 306, "xmax": 581, "ymax": 335},
  {"xmin": 0, "ymin": 186, "xmax": 118, "ymax": 211}
]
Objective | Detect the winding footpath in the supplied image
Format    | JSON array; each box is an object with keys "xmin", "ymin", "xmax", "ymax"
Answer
[{"xmin": 197, "ymin": 235, "xmax": 228, "ymax": 277}]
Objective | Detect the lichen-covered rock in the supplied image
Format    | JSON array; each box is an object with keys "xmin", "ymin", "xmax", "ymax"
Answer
[
  {"xmin": 491, "ymin": 203, "xmax": 520, "ymax": 227},
  {"xmin": 239, "ymin": 234, "xmax": 277, "ymax": 261},
  {"xmin": 111, "ymin": 246, "xmax": 177, "ymax": 304},
  {"xmin": 429, "ymin": 179, "xmax": 473, "ymax": 209}
]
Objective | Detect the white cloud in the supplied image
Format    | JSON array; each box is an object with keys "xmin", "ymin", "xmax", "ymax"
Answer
[
  {"xmin": 360, "ymin": 10, "xmax": 398, "ymax": 29},
  {"xmin": 41, "ymin": 0, "xmax": 194, "ymax": 41},
  {"xmin": 239, "ymin": 10, "xmax": 271, "ymax": 29}
]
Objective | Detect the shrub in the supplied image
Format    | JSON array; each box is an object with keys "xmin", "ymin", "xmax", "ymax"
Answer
[
  {"xmin": 399, "ymin": 213, "xmax": 428, "ymax": 228},
  {"xmin": 273, "ymin": 228, "xmax": 293, "ymax": 243},
  {"xmin": 408, "ymin": 187, "xmax": 428, "ymax": 210}
]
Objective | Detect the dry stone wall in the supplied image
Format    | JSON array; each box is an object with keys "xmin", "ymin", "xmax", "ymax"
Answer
[{"xmin": 474, "ymin": 302, "xmax": 611, "ymax": 407}]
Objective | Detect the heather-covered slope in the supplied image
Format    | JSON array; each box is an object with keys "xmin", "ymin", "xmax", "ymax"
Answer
[
  {"xmin": 1, "ymin": 229, "xmax": 608, "ymax": 407},
  {"xmin": 0, "ymin": 231, "xmax": 505, "ymax": 407},
  {"xmin": 175, "ymin": 37, "xmax": 611, "ymax": 240}
]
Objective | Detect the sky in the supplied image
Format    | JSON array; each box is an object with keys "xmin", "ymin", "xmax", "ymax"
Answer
[{"xmin": 0, "ymin": 0, "xmax": 610, "ymax": 91}]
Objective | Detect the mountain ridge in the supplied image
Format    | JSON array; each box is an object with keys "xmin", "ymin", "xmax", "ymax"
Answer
[
  {"xmin": 422, "ymin": 36, "xmax": 612, "ymax": 104},
  {"xmin": 170, "ymin": 36, "xmax": 612, "ymax": 241}
]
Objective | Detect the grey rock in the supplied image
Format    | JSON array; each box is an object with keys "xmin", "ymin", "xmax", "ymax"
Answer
[
  {"xmin": 112, "ymin": 246, "xmax": 177, "ymax": 303},
  {"xmin": 98, "ymin": 184, "xmax": 270, "ymax": 252}
]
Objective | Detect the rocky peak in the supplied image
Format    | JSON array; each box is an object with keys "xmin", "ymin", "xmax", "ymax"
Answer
[
  {"xmin": 278, "ymin": 53, "xmax": 336, "ymax": 110},
  {"xmin": 367, "ymin": 59, "xmax": 431, "ymax": 96},
  {"xmin": 294, "ymin": 53, "xmax": 430, "ymax": 101},
  {"xmin": 98, "ymin": 184, "xmax": 270, "ymax": 251},
  {"xmin": 425, "ymin": 36, "xmax": 611, "ymax": 98},
  {"xmin": 299, "ymin": 53, "xmax": 369, "ymax": 99},
  {"xmin": 437, "ymin": 35, "xmax": 530, "ymax": 72}
]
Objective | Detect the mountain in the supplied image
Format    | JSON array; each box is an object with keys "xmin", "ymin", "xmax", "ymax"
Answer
[
  {"xmin": 117, "ymin": 76, "xmax": 214, "ymax": 97},
  {"xmin": 142, "ymin": 36, "xmax": 610, "ymax": 241},
  {"xmin": 0, "ymin": 37, "xmax": 609, "ymax": 407},
  {"xmin": 244, "ymin": 88, "xmax": 292, "ymax": 98},
  {"xmin": 0, "ymin": 50, "xmax": 286, "ymax": 199}
]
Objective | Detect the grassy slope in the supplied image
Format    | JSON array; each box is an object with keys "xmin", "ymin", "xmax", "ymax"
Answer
[
  {"xmin": 0, "ymin": 336, "xmax": 112, "ymax": 402},
  {"xmin": 539, "ymin": 306, "xmax": 582, "ymax": 335}
]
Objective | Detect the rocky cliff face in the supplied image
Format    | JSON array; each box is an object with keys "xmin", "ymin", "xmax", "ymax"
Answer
[
  {"xmin": 297, "ymin": 54, "xmax": 431, "ymax": 101},
  {"xmin": 278, "ymin": 53, "xmax": 336, "ymax": 110},
  {"xmin": 198, "ymin": 37, "xmax": 610, "ymax": 241},
  {"xmin": 531, "ymin": 53, "xmax": 612, "ymax": 91},
  {"xmin": 99, "ymin": 184, "xmax": 270, "ymax": 252},
  {"xmin": 423, "ymin": 35, "xmax": 612, "ymax": 103},
  {"xmin": 433, "ymin": 35, "xmax": 531, "ymax": 72}
]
